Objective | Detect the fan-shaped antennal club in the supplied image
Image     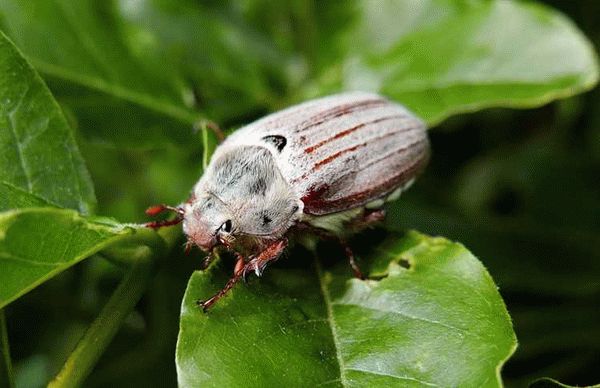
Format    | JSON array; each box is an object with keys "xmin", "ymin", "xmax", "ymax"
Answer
[{"xmin": 144, "ymin": 204, "xmax": 185, "ymax": 229}]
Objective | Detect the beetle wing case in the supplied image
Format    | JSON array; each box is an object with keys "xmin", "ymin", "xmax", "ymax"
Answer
[{"xmin": 220, "ymin": 92, "xmax": 429, "ymax": 216}]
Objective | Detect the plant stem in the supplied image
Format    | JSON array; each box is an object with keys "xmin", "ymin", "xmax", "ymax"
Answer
[
  {"xmin": 201, "ymin": 122, "xmax": 210, "ymax": 170},
  {"xmin": 48, "ymin": 226, "xmax": 180, "ymax": 388},
  {"xmin": 48, "ymin": 255, "xmax": 154, "ymax": 388},
  {"xmin": 0, "ymin": 310, "xmax": 14, "ymax": 388}
]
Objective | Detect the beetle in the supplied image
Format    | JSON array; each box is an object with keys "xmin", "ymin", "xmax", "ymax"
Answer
[{"xmin": 146, "ymin": 91, "xmax": 430, "ymax": 311}]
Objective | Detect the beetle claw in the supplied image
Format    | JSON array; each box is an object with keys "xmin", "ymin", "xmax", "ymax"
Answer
[
  {"xmin": 200, "ymin": 252, "xmax": 214, "ymax": 270},
  {"xmin": 196, "ymin": 299, "xmax": 208, "ymax": 313},
  {"xmin": 242, "ymin": 258, "xmax": 264, "ymax": 282}
]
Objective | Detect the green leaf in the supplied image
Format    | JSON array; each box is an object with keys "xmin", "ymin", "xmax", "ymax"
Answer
[
  {"xmin": 0, "ymin": 31, "xmax": 95, "ymax": 213},
  {"xmin": 176, "ymin": 231, "xmax": 516, "ymax": 387},
  {"xmin": 0, "ymin": 208, "xmax": 131, "ymax": 309},
  {"xmin": 330, "ymin": 0, "xmax": 599, "ymax": 125}
]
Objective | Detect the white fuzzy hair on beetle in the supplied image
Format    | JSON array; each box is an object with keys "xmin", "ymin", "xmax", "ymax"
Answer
[{"xmin": 146, "ymin": 91, "xmax": 430, "ymax": 311}]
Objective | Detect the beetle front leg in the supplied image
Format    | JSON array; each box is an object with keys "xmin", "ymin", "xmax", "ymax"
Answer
[
  {"xmin": 196, "ymin": 239, "xmax": 288, "ymax": 312},
  {"xmin": 196, "ymin": 252, "xmax": 245, "ymax": 312}
]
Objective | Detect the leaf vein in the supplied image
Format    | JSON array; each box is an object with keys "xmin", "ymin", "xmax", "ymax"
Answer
[
  {"xmin": 345, "ymin": 367, "xmax": 439, "ymax": 387},
  {"xmin": 335, "ymin": 302, "xmax": 467, "ymax": 336},
  {"xmin": 6, "ymin": 83, "xmax": 33, "ymax": 192},
  {"xmin": 0, "ymin": 252, "xmax": 63, "ymax": 267},
  {"xmin": 32, "ymin": 60, "xmax": 199, "ymax": 125}
]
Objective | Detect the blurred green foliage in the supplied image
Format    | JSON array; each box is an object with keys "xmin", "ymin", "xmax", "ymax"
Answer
[{"xmin": 0, "ymin": 0, "xmax": 598, "ymax": 387}]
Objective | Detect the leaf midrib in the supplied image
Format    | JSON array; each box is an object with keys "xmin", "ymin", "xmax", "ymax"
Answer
[
  {"xmin": 313, "ymin": 258, "xmax": 472, "ymax": 388},
  {"xmin": 315, "ymin": 258, "xmax": 347, "ymax": 387},
  {"xmin": 315, "ymin": 263, "xmax": 442, "ymax": 388}
]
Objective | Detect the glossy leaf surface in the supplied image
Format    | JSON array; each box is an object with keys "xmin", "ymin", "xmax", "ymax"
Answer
[
  {"xmin": 0, "ymin": 31, "xmax": 95, "ymax": 213},
  {"xmin": 335, "ymin": 0, "xmax": 599, "ymax": 125}
]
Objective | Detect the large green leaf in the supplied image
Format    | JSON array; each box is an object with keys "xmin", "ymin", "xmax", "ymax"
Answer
[
  {"xmin": 0, "ymin": 208, "xmax": 131, "ymax": 309},
  {"xmin": 325, "ymin": 0, "xmax": 599, "ymax": 125},
  {"xmin": 177, "ymin": 231, "xmax": 516, "ymax": 387},
  {"xmin": 0, "ymin": 31, "xmax": 95, "ymax": 213}
]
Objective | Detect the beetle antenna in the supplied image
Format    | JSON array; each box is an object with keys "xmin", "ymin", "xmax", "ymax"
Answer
[
  {"xmin": 145, "ymin": 204, "xmax": 184, "ymax": 216},
  {"xmin": 145, "ymin": 204, "xmax": 184, "ymax": 229}
]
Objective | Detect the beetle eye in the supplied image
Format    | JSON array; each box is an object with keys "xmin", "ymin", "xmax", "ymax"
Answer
[{"xmin": 219, "ymin": 220, "xmax": 232, "ymax": 234}]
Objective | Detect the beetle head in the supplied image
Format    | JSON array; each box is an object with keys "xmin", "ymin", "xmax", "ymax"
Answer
[{"xmin": 182, "ymin": 193, "xmax": 235, "ymax": 252}]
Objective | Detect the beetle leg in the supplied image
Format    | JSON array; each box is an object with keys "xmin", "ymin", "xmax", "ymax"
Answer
[
  {"xmin": 294, "ymin": 222, "xmax": 367, "ymax": 279},
  {"xmin": 200, "ymin": 250, "xmax": 214, "ymax": 269},
  {"xmin": 242, "ymin": 238, "xmax": 288, "ymax": 281},
  {"xmin": 196, "ymin": 253, "xmax": 245, "ymax": 312},
  {"xmin": 196, "ymin": 239, "xmax": 289, "ymax": 312},
  {"xmin": 184, "ymin": 240, "xmax": 193, "ymax": 255},
  {"xmin": 340, "ymin": 240, "xmax": 365, "ymax": 280},
  {"xmin": 362, "ymin": 208, "xmax": 386, "ymax": 225},
  {"xmin": 342, "ymin": 207, "xmax": 385, "ymax": 278},
  {"xmin": 347, "ymin": 208, "xmax": 386, "ymax": 231}
]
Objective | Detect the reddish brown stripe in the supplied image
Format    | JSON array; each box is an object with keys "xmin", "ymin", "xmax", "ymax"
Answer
[
  {"xmin": 294, "ymin": 99, "xmax": 386, "ymax": 133},
  {"xmin": 304, "ymin": 114, "xmax": 405, "ymax": 154},
  {"xmin": 303, "ymin": 150, "xmax": 429, "ymax": 215},
  {"xmin": 292, "ymin": 126, "xmax": 424, "ymax": 184},
  {"xmin": 361, "ymin": 137, "xmax": 428, "ymax": 171},
  {"xmin": 309, "ymin": 137, "xmax": 427, "ymax": 193},
  {"xmin": 312, "ymin": 128, "xmax": 422, "ymax": 172},
  {"xmin": 313, "ymin": 143, "xmax": 365, "ymax": 171}
]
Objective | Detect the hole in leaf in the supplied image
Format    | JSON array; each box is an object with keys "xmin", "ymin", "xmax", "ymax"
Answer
[{"xmin": 398, "ymin": 258, "xmax": 412, "ymax": 269}]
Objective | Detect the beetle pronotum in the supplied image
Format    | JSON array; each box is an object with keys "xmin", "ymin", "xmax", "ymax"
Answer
[{"xmin": 146, "ymin": 92, "xmax": 429, "ymax": 311}]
